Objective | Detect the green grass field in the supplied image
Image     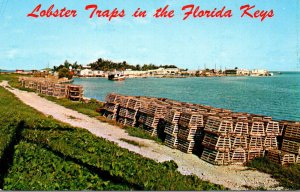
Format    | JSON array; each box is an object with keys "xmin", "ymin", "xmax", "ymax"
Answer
[{"xmin": 0, "ymin": 81, "xmax": 224, "ymax": 190}]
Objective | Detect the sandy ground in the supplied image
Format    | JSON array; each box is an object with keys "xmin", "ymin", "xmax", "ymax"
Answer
[{"xmin": 0, "ymin": 81, "xmax": 282, "ymax": 190}]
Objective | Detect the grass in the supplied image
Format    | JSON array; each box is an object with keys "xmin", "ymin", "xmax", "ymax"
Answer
[
  {"xmin": 0, "ymin": 86, "xmax": 224, "ymax": 190},
  {"xmin": 41, "ymin": 95, "xmax": 103, "ymax": 118},
  {"xmin": 247, "ymin": 157, "xmax": 300, "ymax": 190},
  {"xmin": 124, "ymin": 126, "xmax": 163, "ymax": 144}
]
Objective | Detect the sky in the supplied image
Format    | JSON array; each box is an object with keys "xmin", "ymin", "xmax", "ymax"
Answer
[{"xmin": 0, "ymin": 0, "xmax": 299, "ymax": 71}]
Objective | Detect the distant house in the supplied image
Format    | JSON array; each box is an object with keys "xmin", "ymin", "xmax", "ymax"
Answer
[
  {"xmin": 237, "ymin": 69, "xmax": 250, "ymax": 76},
  {"xmin": 79, "ymin": 69, "xmax": 93, "ymax": 77},
  {"xmin": 250, "ymin": 69, "xmax": 269, "ymax": 76},
  {"xmin": 93, "ymin": 70, "xmax": 104, "ymax": 77},
  {"xmin": 225, "ymin": 69, "xmax": 237, "ymax": 75}
]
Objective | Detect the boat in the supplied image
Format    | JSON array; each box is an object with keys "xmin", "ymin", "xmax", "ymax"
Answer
[{"xmin": 108, "ymin": 71, "xmax": 125, "ymax": 81}]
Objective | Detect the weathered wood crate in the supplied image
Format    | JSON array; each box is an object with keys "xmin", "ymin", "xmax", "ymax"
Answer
[
  {"xmin": 231, "ymin": 121, "xmax": 249, "ymax": 136},
  {"xmin": 250, "ymin": 122, "xmax": 265, "ymax": 136},
  {"xmin": 264, "ymin": 136, "xmax": 278, "ymax": 150},
  {"xmin": 265, "ymin": 121, "xmax": 281, "ymax": 136},
  {"xmin": 177, "ymin": 126, "xmax": 202, "ymax": 141},
  {"xmin": 177, "ymin": 138, "xmax": 195, "ymax": 154},
  {"xmin": 164, "ymin": 122, "xmax": 179, "ymax": 135},
  {"xmin": 248, "ymin": 149, "xmax": 264, "ymax": 161},
  {"xmin": 145, "ymin": 116, "xmax": 160, "ymax": 128},
  {"xmin": 119, "ymin": 97, "xmax": 131, "ymax": 108},
  {"xmin": 105, "ymin": 93, "xmax": 119, "ymax": 103},
  {"xmin": 231, "ymin": 136, "xmax": 248, "ymax": 149},
  {"xmin": 281, "ymin": 139, "xmax": 300, "ymax": 154},
  {"xmin": 178, "ymin": 111, "xmax": 204, "ymax": 128},
  {"xmin": 118, "ymin": 107, "xmax": 127, "ymax": 117},
  {"xmin": 231, "ymin": 148, "xmax": 247, "ymax": 165},
  {"xmin": 53, "ymin": 84, "xmax": 67, "ymax": 98},
  {"xmin": 201, "ymin": 148, "xmax": 230, "ymax": 165},
  {"xmin": 46, "ymin": 83, "xmax": 54, "ymax": 96},
  {"xmin": 104, "ymin": 103, "xmax": 119, "ymax": 113},
  {"xmin": 127, "ymin": 98, "xmax": 143, "ymax": 110},
  {"xmin": 267, "ymin": 150, "xmax": 296, "ymax": 165},
  {"xmin": 125, "ymin": 108, "xmax": 138, "ymax": 120},
  {"xmin": 124, "ymin": 118, "xmax": 136, "ymax": 127},
  {"xmin": 284, "ymin": 123, "xmax": 300, "ymax": 142},
  {"xmin": 67, "ymin": 85, "xmax": 83, "ymax": 101},
  {"xmin": 204, "ymin": 116, "xmax": 233, "ymax": 136},
  {"xmin": 248, "ymin": 136, "xmax": 264, "ymax": 150},
  {"xmin": 165, "ymin": 110, "xmax": 181, "ymax": 124},
  {"xmin": 141, "ymin": 125, "xmax": 158, "ymax": 137},
  {"xmin": 164, "ymin": 134, "xmax": 178, "ymax": 149},
  {"xmin": 202, "ymin": 133, "xmax": 231, "ymax": 152}
]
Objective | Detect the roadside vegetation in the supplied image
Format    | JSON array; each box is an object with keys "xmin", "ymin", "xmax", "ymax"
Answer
[
  {"xmin": 247, "ymin": 157, "xmax": 300, "ymax": 190},
  {"xmin": 0, "ymin": 86, "xmax": 224, "ymax": 190}
]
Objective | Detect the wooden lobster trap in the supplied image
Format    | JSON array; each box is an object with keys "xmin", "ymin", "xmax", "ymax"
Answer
[
  {"xmin": 265, "ymin": 121, "xmax": 281, "ymax": 136},
  {"xmin": 124, "ymin": 118, "xmax": 136, "ymax": 127},
  {"xmin": 104, "ymin": 103, "xmax": 119, "ymax": 113},
  {"xmin": 231, "ymin": 148, "xmax": 247, "ymax": 165},
  {"xmin": 264, "ymin": 136, "xmax": 278, "ymax": 150},
  {"xmin": 250, "ymin": 121, "xmax": 265, "ymax": 136},
  {"xmin": 165, "ymin": 109, "xmax": 181, "ymax": 124},
  {"xmin": 248, "ymin": 149, "xmax": 264, "ymax": 161},
  {"xmin": 127, "ymin": 98, "xmax": 143, "ymax": 110},
  {"xmin": 164, "ymin": 122, "xmax": 179, "ymax": 135},
  {"xmin": 125, "ymin": 108, "xmax": 138, "ymax": 120},
  {"xmin": 46, "ymin": 83, "xmax": 54, "ymax": 96},
  {"xmin": 200, "ymin": 148, "xmax": 230, "ymax": 165},
  {"xmin": 67, "ymin": 85, "xmax": 83, "ymax": 101},
  {"xmin": 248, "ymin": 136, "xmax": 264, "ymax": 150},
  {"xmin": 145, "ymin": 116, "xmax": 160, "ymax": 128},
  {"xmin": 147, "ymin": 103, "xmax": 167, "ymax": 117},
  {"xmin": 267, "ymin": 150, "xmax": 296, "ymax": 165},
  {"xmin": 231, "ymin": 136, "xmax": 248, "ymax": 150},
  {"xmin": 105, "ymin": 93, "xmax": 119, "ymax": 103},
  {"xmin": 230, "ymin": 121, "xmax": 249, "ymax": 136},
  {"xmin": 53, "ymin": 83, "xmax": 68, "ymax": 98},
  {"xmin": 284, "ymin": 123, "xmax": 300, "ymax": 142},
  {"xmin": 177, "ymin": 138, "xmax": 195, "ymax": 154},
  {"xmin": 137, "ymin": 112, "xmax": 147, "ymax": 124},
  {"xmin": 204, "ymin": 116, "xmax": 233, "ymax": 136},
  {"xmin": 142, "ymin": 125, "xmax": 158, "ymax": 137},
  {"xmin": 118, "ymin": 107, "xmax": 127, "ymax": 118},
  {"xmin": 178, "ymin": 111, "xmax": 204, "ymax": 128},
  {"xmin": 281, "ymin": 139, "xmax": 300, "ymax": 154},
  {"xmin": 177, "ymin": 126, "xmax": 203, "ymax": 141},
  {"xmin": 164, "ymin": 134, "xmax": 178, "ymax": 149},
  {"xmin": 202, "ymin": 133, "xmax": 231, "ymax": 152}
]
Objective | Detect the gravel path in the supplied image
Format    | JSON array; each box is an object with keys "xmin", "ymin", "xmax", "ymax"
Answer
[{"xmin": 1, "ymin": 81, "xmax": 281, "ymax": 190}]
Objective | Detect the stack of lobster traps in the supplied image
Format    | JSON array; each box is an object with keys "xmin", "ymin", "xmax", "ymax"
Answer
[
  {"xmin": 117, "ymin": 97, "xmax": 142, "ymax": 127},
  {"xmin": 137, "ymin": 102, "xmax": 168, "ymax": 136},
  {"xmin": 177, "ymin": 110, "xmax": 205, "ymax": 154},
  {"xmin": 163, "ymin": 108, "xmax": 182, "ymax": 149},
  {"xmin": 53, "ymin": 83, "xmax": 68, "ymax": 99},
  {"xmin": 103, "ymin": 93, "xmax": 122, "ymax": 120},
  {"xmin": 18, "ymin": 76, "xmax": 83, "ymax": 100},
  {"xmin": 267, "ymin": 122, "xmax": 300, "ymax": 165},
  {"xmin": 201, "ymin": 116, "xmax": 233, "ymax": 165}
]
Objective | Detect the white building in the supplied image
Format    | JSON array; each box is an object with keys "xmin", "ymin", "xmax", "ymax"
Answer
[
  {"xmin": 250, "ymin": 69, "xmax": 269, "ymax": 76},
  {"xmin": 123, "ymin": 69, "xmax": 148, "ymax": 77},
  {"xmin": 79, "ymin": 69, "xmax": 93, "ymax": 77},
  {"xmin": 237, "ymin": 69, "xmax": 250, "ymax": 76}
]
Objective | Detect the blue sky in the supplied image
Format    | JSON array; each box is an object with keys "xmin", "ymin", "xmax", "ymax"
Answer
[{"xmin": 0, "ymin": 0, "xmax": 299, "ymax": 71}]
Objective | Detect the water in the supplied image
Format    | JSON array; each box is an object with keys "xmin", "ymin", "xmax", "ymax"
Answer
[{"xmin": 74, "ymin": 72, "xmax": 300, "ymax": 121}]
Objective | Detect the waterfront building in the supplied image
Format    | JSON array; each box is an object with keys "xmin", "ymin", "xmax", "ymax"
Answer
[{"xmin": 250, "ymin": 69, "xmax": 269, "ymax": 76}]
